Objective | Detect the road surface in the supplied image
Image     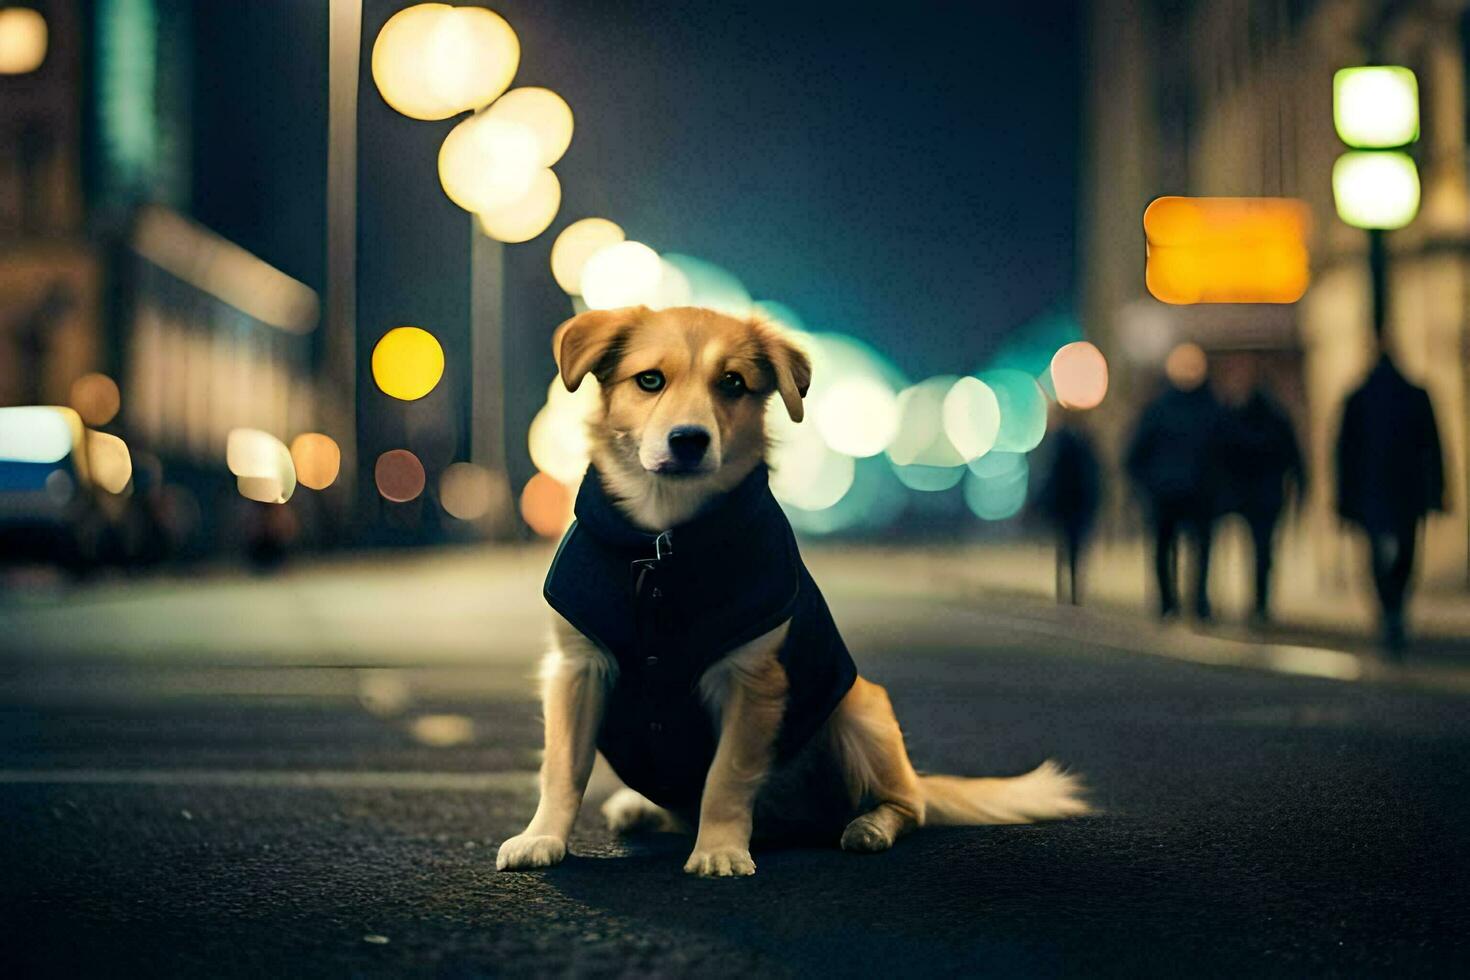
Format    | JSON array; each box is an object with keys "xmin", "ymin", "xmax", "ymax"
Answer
[{"xmin": 1, "ymin": 553, "xmax": 1467, "ymax": 976}]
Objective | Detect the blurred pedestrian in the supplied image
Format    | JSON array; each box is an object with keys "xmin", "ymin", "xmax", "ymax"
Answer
[
  {"xmin": 1220, "ymin": 381, "xmax": 1303, "ymax": 627},
  {"xmin": 1125, "ymin": 344, "xmax": 1225, "ymax": 621},
  {"xmin": 1335, "ymin": 351, "xmax": 1444, "ymax": 654},
  {"xmin": 1036, "ymin": 407, "xmax": 1102, "ymax": 605}
]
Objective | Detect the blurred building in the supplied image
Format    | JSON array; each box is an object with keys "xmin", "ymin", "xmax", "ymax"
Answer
[
  {"xmin": 0, "ymin": 0, "xmax": 97, "ymax": 408},
  {"xmin": 1082, "ymin": 0, "xmax": 1470, "ymax": 589},
  {"xmin": 0, "ymin": 0, "xmax": 345, "ymax": 561}
]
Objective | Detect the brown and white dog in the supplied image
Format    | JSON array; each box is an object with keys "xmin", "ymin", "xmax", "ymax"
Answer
[{"xmin": 497, "ymin": 305, "xmax": 1088, "ymax": 877}]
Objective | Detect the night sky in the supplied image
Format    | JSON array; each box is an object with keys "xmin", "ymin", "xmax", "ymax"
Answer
[{"xmin": 508, "ymin": 0, "xmax": 1083, "ymax": 378}]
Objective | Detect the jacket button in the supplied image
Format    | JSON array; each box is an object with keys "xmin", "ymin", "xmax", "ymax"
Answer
[
  {"xmin": 651, "ymin": 587, "xmax": 663, "ymax": 598},
  {"xmin": 645, "ymin": 655, "xmax": 659, "ymax": 667},
  {"xmin": 649, "ymin": 721, "xmax": 663, "ymax": 733}
]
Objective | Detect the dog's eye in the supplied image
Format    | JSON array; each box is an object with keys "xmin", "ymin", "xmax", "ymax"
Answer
[
  {"xmin": 634, "ymin": 370, "xmax": 665, "ymax": 393},
  {"xmin": 717, "ymin": 372, "xmax": 746, "ymax": 395}
]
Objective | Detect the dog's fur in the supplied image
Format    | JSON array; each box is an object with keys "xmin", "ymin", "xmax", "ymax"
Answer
[{"xmin": 497, "ymin": 306, "xmax": 1089, "ymax": 877}]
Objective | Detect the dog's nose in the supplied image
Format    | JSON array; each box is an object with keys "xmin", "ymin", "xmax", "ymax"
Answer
[{"xmin": 667, "ymin": 426, "xmax": 711, "ymax": 466}]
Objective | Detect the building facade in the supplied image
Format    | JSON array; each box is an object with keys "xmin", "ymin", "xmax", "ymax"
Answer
[{"xmin": 1082, "ymin": 0, "xmax": 1469, "ymax": 590}]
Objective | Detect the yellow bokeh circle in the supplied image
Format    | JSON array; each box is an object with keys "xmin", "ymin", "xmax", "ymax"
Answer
[
  {"xmin": 0, "ymin": 8, "xmax": 48, "ymax": 75},
  {"xmin": 372, "ymin": 326, "xmax": 445, "ymax": 401},
  {"xmin": 550, "ymin": 218, "xmax": 625, "ymax": 295},
  {"xmin": 476, "ymin": 167, "xmax": 561, "ymax": 243},
  {"xmin": 371, "ymin": 3, "xmax": 519, "ymax": 121}
]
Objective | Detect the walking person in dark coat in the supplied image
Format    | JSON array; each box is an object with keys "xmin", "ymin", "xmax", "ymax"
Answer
[
  {"xmin": 1335, "ymin": 352, "xmax": 1445, "ymax": 654},
  {"xmin": 1125, "ymin": 344, "xmax": 1226, "ymax": 621},
  {"xmin": 1220, "ymin": 383, "xmax": 1304, "ymax": 626},
  {"xmin": 1036, "ymin": 408, "xmax": 1102, "ymax": 605}
]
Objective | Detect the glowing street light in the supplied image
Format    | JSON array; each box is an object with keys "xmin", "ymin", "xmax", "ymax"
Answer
[
  {"xmin": 438, "ymin": 115, "xmax": 541, "ymax": 214},
  {"xmin": 0, "ymin": 7, "xmax": 47, "ymax": 75},
  {"xmin": 485, "ymin": 87, "xmax": 573, "ymax": 167},
  {"xmin": 1332, "ymin": 151, "xmax": 1420, "ymax": 230},
  {"xmin": 476, "ymin": 167, "xmax": 561, "ymax": 243},
  {"xmin": 1332, "ymin": 65, "xmax": 1420, "ymax": 339},
  {"xmin": 550, "ymin": 218, "xmax": 625, "ymax": 295},
  {"xmin": 371, "ymin": 3, "xmax": 519, "ymax": 121},
  {"xmin": 1334, "ymin": 66, "xmax": 1418, "ymax": 149},
  {"xmin": 580, "ymin": 241, "xmax": 663, "ymax": 309}
]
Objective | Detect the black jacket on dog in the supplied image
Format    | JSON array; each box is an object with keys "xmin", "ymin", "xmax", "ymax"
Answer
[{"xmin": 544, "ymin": 464, "xmax": 857, "ymax": 814}]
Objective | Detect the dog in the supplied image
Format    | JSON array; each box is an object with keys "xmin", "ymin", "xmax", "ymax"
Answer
[{"xmin": 497, "ymin": 305, "xmax": 1088, "ymax": 877}]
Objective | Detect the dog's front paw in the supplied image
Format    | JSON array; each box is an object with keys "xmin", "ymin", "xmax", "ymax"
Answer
[
  {"xmin": 683, "ymin": 845, "xmax": 755, "ymax": 878},
  {"xmin": 496, "ymin": 833, "xmax": 566, "ymax": 871}
]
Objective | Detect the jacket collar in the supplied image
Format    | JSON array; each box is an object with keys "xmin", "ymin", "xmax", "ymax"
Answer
[{"xmin": 572, "ymin": 463, "xmax": 775, "ymax": 554}]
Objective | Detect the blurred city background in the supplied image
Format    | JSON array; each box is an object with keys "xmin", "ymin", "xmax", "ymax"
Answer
[
  {"xmin": 3, "ymin": 0, "xmax": 1468, "ymax": 628},
  {"xmin": 3, "ymin": 2, "xmax": 1470, "ymax": 975}
]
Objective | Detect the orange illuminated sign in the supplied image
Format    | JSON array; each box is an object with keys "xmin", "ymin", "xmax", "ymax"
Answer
[{"xmin": 1143, "ymin": 197, "xmax": 1311, "ymax": 305}]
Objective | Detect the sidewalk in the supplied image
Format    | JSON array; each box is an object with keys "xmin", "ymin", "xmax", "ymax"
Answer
[
  {"xmin": 4, "ymin": 537, "xmax": 1469, "ymax": 691},
  {"xmin": 801, "ymin": 533, "xmax": 1470, "ymax": 691}
]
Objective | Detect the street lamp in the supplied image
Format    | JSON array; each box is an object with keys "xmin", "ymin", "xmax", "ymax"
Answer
[
  {"xmin": 1331, "ymin": 65, "xmax": 1420, "ymax": 338},
  {"xmin": 1331, "ymin": 151, "xmax": 1420, "ymax": 230}
]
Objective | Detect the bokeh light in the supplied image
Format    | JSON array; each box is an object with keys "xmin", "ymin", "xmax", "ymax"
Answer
[
  {"xmin": 86, "ymin": 430, "xmax": 132, "ymax": 494},
  {"xmin": 782, "ymin": 455, "xmax": 907, "ymax": 536},
  {"xmin": 814, "ymin": 376, "xmax": 899, "ymax": 458},
  {"xmin": 1164, "ymin": 342, "xmax": 1208, "ymax": 390},
  {"xmin": 891, "ymin": 461, "xmax": 966, "ymax": 492},
  {"xmin": 438, "ymin": 115, "xmax": 540, "ymax": 214},
  {"xmin": 1144, "ymin": 197, "xmax": 1311, "ymax": 304},
  {"xmin": 521, "ymin": 471, "xmax": 574, "ymax": 538},
  {"xmin": 0, "ymin": 406, "xmax": 78, "ymax": 464},
  {"xmin": 440, "ymin": 461, "xmax": 503, "ymax": 521},
  {"xmin": 527, "ymin": 406, "xmax": 589, "ymax": 485},
  {"xmin": 358, "ymin": 670, "xmax": 412, "ymax": 717},
  {"xmin": 809, "ymin": 332, "xmax": 907, "ymax": 394},
  {"xmin": 887, "ymin": 377, "xmax": 965, "ymax": 468},
  {"xmin": 964, "ymin": 452, "xmax": 1029, "ymax": 520},
  {"xmin": 289, "ymin": 433, "xmax": 342, "ymax": 490},
  {"xmin": 979, "ymin": 369, "xmax": 1047, "ymax": 453},
  {"xmin": 227, "ymin": 428, "xmax": 296, "ymax": 504},
  {"xmin": 0, "ymin": 7, "xmax": 47, "ymax": 75},
  {"xmin": 1334, "ymin": 66, "xmax": 1418, "ymax": 149},
  {"xmin": 1050, "ymin": 342, "xmax": 1109, "ymax": 410},
  {"xmin": 375, "ymin": 449, "xmax": 426, "ymax": 503},
  {"xmin": 580, "ymin": 241, "xmax": 663, "ymax": 309},
  {"xmin": 528, "ymin": 374, "xmax": 599, "ymax": 484},
  {"xmin": 372, "ymin": 326, "xmax": 445, "ymax": 401},
  {"xmin": 550, "ymin": 218, "xmax": 624, "ymax": 295},
  {"xmin": 1117, "ymin": 300, "xmax": 1174, "ymax": 365},
  {"xmin": 69, "ymin": 373, "xmax": 120, "ymax": 427},
  {"xmin": 371, "ymin": 3, "xmax": 519, "ymax": 120},
  {"xmin": 1332, "ymin": 151, "xmax": 1420, "ymax": 230},
  {"xmin": 769, "ymin": 437, "xmax": 855, "ymax": 511},
  {"xmin": 648, "ymin": 258, "xmax": 694, "ymax": 309},
  {"xmin": 476, "ymin": 167, "xmax": 561, "ymax": 243},
  {"xmin": 1037, "ymin": 366, "xmax": 1057, "ymax": 401},
  {"xmin": 484, "ymin": 87, "xmax": 573, "ymax": 167},
  {"xmin": 941, "ymin": 376, "xmax": 1000, "ymax": 461},
  {"xmin": 409, "ymin": 713, "xmax": 476, "ymax": 747},
  {"xmin": 658, "ymin": 254, "xmax": 752, "ymax": 317}
]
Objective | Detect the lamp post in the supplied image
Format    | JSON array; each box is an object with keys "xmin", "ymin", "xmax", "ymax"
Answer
[{"xmin": 1331, "ymin": 65, "xmax": 1421, "ymax": 340}]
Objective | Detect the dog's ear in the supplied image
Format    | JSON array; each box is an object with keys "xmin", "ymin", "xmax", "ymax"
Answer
[
  {"xmin": 760, "ymin": 328, "xmax": 812, "ymax": 423},
  {"xmin": 552, "ymin": 307, "xmax": 644, "ymax": 392}
]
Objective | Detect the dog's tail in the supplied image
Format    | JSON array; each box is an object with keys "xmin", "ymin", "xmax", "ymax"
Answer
[{"xmin": 919, "ymin": 760, "xmax": 1090, "ymax": 826}]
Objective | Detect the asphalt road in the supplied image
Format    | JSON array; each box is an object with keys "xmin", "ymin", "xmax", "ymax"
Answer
[{"xmin": 2, "ymin": 586, "xmax": 1468, "ymax": 977}]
